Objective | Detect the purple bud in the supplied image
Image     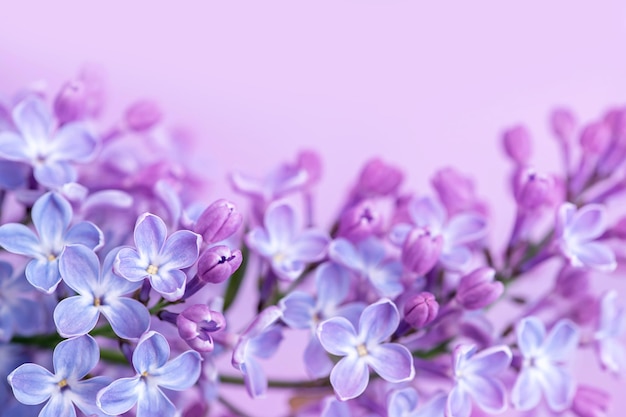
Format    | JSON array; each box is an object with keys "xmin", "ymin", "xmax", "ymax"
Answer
[
  {"xmin": 514, "ymin": 169, "xmax": 554, "ymax": 211},
  {"xmin": 555, "ymin": 265, "xmax": 590, "ymax": 298},
  {"xmin": 580, "ymin": 122, "xmax": 610, "ymax": 154},
  {"xmin": 456, "ymin": 267, "xmax": 503, "ymax": 310},
  {"xmin": 401, "ymin": 228, "xmax": 443, "ymax": 275},
  {"xmin": 337, "ymin": 200, "xmax": 383, "ymax": 241},
  {"xmin": 297, "ymin": 150, "xmax": 323, "ymax": 186},
  {"xmin": 502, "ymin": 125, "xmax": 532, "ymax": 164},
  {"xmin": 177, "ymin": 304, "xmax": 226, "ymax": 352},
  {"xmin": 404, "ymin": 292, "xmax": 439, "ymax": 328},
  {"xmin": 125, "ymin": 100, "xmax": 163, "ymax": 132},
  {"xmin": 54, "ymin": 80, "xmax": 87, "ymax": 124},
  {"xmin": 197, "ymin": 245, "xmax": 243, "ymax": 284},
  {"xmin": 354, "ymin": 158, "xmax": 404, "ymax": 197},
  {"xmin": 194, "ymin": 199, "xmax": 243, "ymax": 244},
  {"xmin": 571, "ymin": 385, "xmax": 610, "ymax": 417},
  {"xmin": 551, "ymin": 107, "xmax": 577, "ymax": 143},
  {"xmin": 431, "ymin": 167, "xmax": 485, "ymax": 216}
]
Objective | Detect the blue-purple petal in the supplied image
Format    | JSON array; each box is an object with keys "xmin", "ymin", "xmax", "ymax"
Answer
[
  {"xmin": 0, "ymin": 132, "xmax": 32, "ymax": 161},
  {"xmin": 542, "ymin": 319, "xmax": 580, "ymax": 362},
  {"xmin": 25, "ymin": 258, "xmax": 61, "ymax": 294},
  {"xmin": 100, "ymin": 297, "xmax": 150, "ymax": 340},
  {"xmin": 315, "ymin": 262, "xmax": 350, "ymax": 312},
  {"xmin": 388, "ymin": 387, "xmax": 419, "ymax": 417},
  {"xmin": 511, "ymin": 368, "xmax": 542, "ymax": 410},
  {"xmin": 239, "ymin": 356, "xmax": 268, "ymax": 398},
  {"xmin": 359, "ymin": 299, "xmax": 399, "ymax": 344},
  {"xmin": 317, "ymin": 317, "xmax": 358, "ymax": 356},
  {"xmin": 64, "ymin": 222, "xmax": 104, "ymax": 251},
  {"xmin": 248, "ymin": 325, "xmax": 283, "ymax": 359},
  {"xmin": 0, "ymin": 160, "xmax": 29, "ymax": 189},
  {"xmin": 150, "ymin": 269, "xmax": 186, "ymax": 301},
  {"xmin": 366, "ymin": 343, "xmax": 414, "ymax": 383},
  {"xmin": 516, "ymin": 316, "xmax": 545, "ymax": 357},
  {"xmin": 50, "ymin": 123, "xmax": 97, "ymax": 163},
  {"xmin": 58, "ymin": 244, "xmax": 99, "ymax": 295},
  {"xmin": 446, "ymin": 386, "xmax": 472, "ymax": 417},
  {"xmin": 264, "ymin": 202, "xmax": 297, "ymax": 247},
  {"xmin": 34, "ymin": 160, "xmax": 77, "ymax": 187},
  {"xmin": 32, "ymin": 192, "xmax": 71, "ymax": 245},
  {"xmin": 464, "ymin": 345, "xmax": 512, "ymax": 376},
  {"xmin": 539, "ymin": 365, "xmax": 574, "ymax": 412},
  {"xmin": 304, "ymin": 336, "xmax": 333, "ymax": 379},
  {"xmin": 330, "ymin": 354, "xmax": 369, "ymax": 401},
  {"xmin": 279, "ymin": 291, "xmax": 315, "ymax": 329},
  {"xmin": 290, "ymin": 230, "xmax": 329, "ymax": 261},
  {"xmin": 464, "ymin": 374, "xmax": 507, "ymax": 413},
  {"xmin": 53, "ymin": 297, "xmax": 99, "ymax": 337},
  {"xmin": 135, "ymin": 384, "xmax": 177, "ymax": 417},
  {"xmin": 134, "ymin": 213, "xmax": 167, "ymax": 260},
  {"xmin": 151, "ymin": 350, "xmax": 202, "ymax": 390},
  {"xmin": 133, "ymin": 331, "xmax": 170, "ymax": 373},
  {"xmin": 328, "ymin": 238, "xmax": 364, "ymax": 272},
  {"xmin": 115, "ymin": 247, "xmax": 149, "ymax": 282},
  {"xmin": 12, "ymin": 97, "xmax": 52, "ymax": 146},
  {"xmin": 96, "ymin": 377, "xmax": 141, "ymax": 415},
  {"xmin": 0, "ymin": 223, "xmax": 40, "ymax": 257},
  {"xmin": 7, "ymin": 363, "xmax": 55, "ymax": 405},
  {"xmin": 53, "ymin": 335, "xmax": 99, "ymax": 379},
  {"xmin": 39, "ymin": 394, "xmax": 76, "ymax": 417},
  {"xmin": 71, "ymin": 376, "xmax": 112, "ymax": 417},
  {"xmin": 160, "ymin": 230, "xmax": 201, "ymax": 270}
]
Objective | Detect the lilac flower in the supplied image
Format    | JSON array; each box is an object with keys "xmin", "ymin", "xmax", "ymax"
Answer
[
  {"xmin": 97, "ymin": 331, "xmax": 202, "ymax": 417},
  {"xmin": 390, "ymin": 196, "xmax": 487, "ymax": 272},
  {"xmin": 0, "ymin": 262, "xmax": 43, "ymax": 341},
  {"xmin": 232, "ymin": 306, "xmax": 284, "ymax": 398},
  {"xmin": 7, "ymin": 335, "xmax": 110, "ymax": 417},
  {"xmin": 329, "ymin": 237, "xmax": 403, "ymax": 297},
  {"xmin": 0, "ymin": 97, "xmax": 97, "ymax": 187},
  {"xmin": 512, "ymin": 317, "xmax": 580, "ymax": 412},
  {"xmin": 115, "ymin": 213, "xmax": 202, "ymax": 301},
  {"xmin": 555, "ymin": 203, "xmax": 616, "ymax": 272},
  {"xmin": 246, "ymin": 201, "xmax": 329, "ymax": 281},
  {"xmin": 317, "ymin": 299, "xmax": 414, "ymax": 400},
  {"xmin": 176, "ymin": 304, "xmax": 226, "ymax": 352},
  {"xmin": 387, "ymin": 388, "xmax": 448, "ymax": 417},
  {"xmin": 446, "ymin": 344, "xmax": 511, "ymax": 417},
  {"xmin": 54, "ymin": 245, "xmax": 150, "ymax": 339},
  {"xmin": 455, "ymin": 267, "xmax": 503, "ymax": 310},
  {"xmin": 0, "ymin": 192, "xmax": 103, "ymax": 293},
  {"xmin": 280, "ymin": 262, "xmax": 365, "ymax": 378},
  {"xmin": 594, "ymin": 290, "xmax": 625, "ymax": 374}
]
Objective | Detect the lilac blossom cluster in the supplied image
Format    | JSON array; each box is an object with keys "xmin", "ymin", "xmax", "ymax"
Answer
[{"xmin": 0, "ymin": 72, "xmax": 624, "ymax": 417}]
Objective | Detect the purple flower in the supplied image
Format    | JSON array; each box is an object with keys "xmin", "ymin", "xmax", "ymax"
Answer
[
  {"xmin": 0, "ymin": 97, "xmax": 97, "ymax": 187},
  {"xmin": 8, "ymin": 335, "xmax": 110, "ymax": 417},
  {"xmin": 54, "ymin": 245, "xmax": 150, "ymax": 339},
  {"xmin": 403, "ymin": 292, "xmax": 439, "ymax": 329},
  {"xmin": 0, "ymin": 192, "xmax": 103, "ymax": 293},
  {"xmin": 232, "ymin": 306, "xmax": 284, "ymax": 398},
  {"xmin": 176, "ymin": 304, "xmax": 226, "ymax": 352},
  {"xmin": 193, "ymin": 199, "xmax": 243, "ymax": 245},
  {"xmin": 391, "ymin": 196, "xmax": 487, "ymax": 272},
  {"xmin": 329, "ymin": 237, "xmax": 403, "ymax": 297},
  {"xmin": 594, "ymin": 290, "xmax": 625, "ymax": 374},
  {"xmin": 555, "ymin": 203, "xmax": 616, "ymax": 272},
  {"xmin": 246, "ymin": 201, "xmax": 329, "ymax": 281},
  {"xmin": 115, "ymin": 213, "xmax": 202, "ymax": 301},
  {"xmin": 97, "ymin": 331, "xmax": 202, "ymax": 417},
  {"xmin": 512, "ymin": 317, "xmax": 580, "ymax": 412},
  {"xmin": 0, "ymin": 262, "xmax": 43, "ymax": 341},
  {"xmin": 279, "ymin": 262, "xmax": 365, "ymax": 378},
  {"xmin": 387, "ymin": 388, "xmax": 448, "ymax": 417},
  {"xmin": 317, "ymin": 299, "xmax": 414, "ymax": 400},
  {"xmin": 446, "ymin": 344, "xmax": 511, "ymax": 417},
  {"xmin": 455, "ymin": 267, "xmax": 503, "ymax": 310}
]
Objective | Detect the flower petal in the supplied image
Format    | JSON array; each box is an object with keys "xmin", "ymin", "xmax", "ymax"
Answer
[
  {"xmin": 39, "ymin": 394, "xmax": 76, "ymax": 417},
  {"xmin": 149, "ymin": 269, "xmax": 186, "ymax": 301},
  {"xmin": 317, "ymin": 317, "xmax": 358, "ymax": 356},
  {"xmin": 70, "ymin": 376, "xmax": 112, "ymax": 417},
  {"xmin": 409, "ymin": 197, "xmax": 446, "ymax": 231},
  {"xmin": 53, "ymin": 335, "xmax": 99, "ymax": 379},
  {"xmin": 464, "ymin": 374, "xmax": 507, "ymax": 413},
  {"xmin": 516, "ymin": 316, "xmax": 546, "ymax": 357},
  {"xmin": 34, "ymin": 161, "xmax": 76, "ymax": 187},
  {"xmin": 445, "ymin": 213, "xmax": 487, "ymax": 247},
  {"xmin": 367, "ymin": 261, "xmax": 403, "ymax": 297},
  {"xmin": 133, "ymin": 331, "xmax": 170, "ymax": 373},
  {"xmin": 13, "ymin": 97, "xmax": 52, "ymax": 147},
  {"xmin": 248, "ymin": 325, "xmax": 283, "ymax": 359},
  {"xmin": 0, "ymin": 223, "xmax": 40, "ymax": 257},
  {"xmin": 160, "ymin": 230, "xmax": 201, "ymax": 270},
  {"xmin": 387, "ymin": 387, "xmax": 419, "ymax": 417},
  {"xmin": 542, "ymin": 319, "xmax": 579, "ymax": 362},
  {"xmin": 100, "ymin": 297, "xmax": 150, "ymax": 340},
  {"xmin": 367, "ymin": 343, "xmax": 414, "ymax": 383},
  {"xmin": 511, "ymin": 367, "xmax": 542, "ymax": 411},
  {"xmin": 58, "ymin": 244, "xmax": 99, "ymax": 295},
  {"xmin": 574, "ymin": 241, "xmax": 616, "ymax": 272},
  {"xmin": 289, "ymin": 230, "xmax": 329, "ymax": 261},
  {"xmin": 264, "ymin": 202, "xmax": 297, "ymax": 246},
  {"xmin": 115, "ymin": 247, "xmax": 149, "ymax": 282},
  {"xmin": 135, "ymin": 384, "xmax": 177, "ymax": 417},
  {"xmin": 151, "ymin": 350, "xmax": 202, "ymax": 390},
  {"xmin": 446, "ymin": 386, "xmax": 472, "ymax": 417},
  {"xmin": 238, "ymin": 356, "xmax": 268, "ymax": 399},
  {"xmin": 64, "ymin": 222, "xmax": 104, "ymax": 251},
  {"xmin": 569, "ymin": 204, "xmax": 607, "ymax": 242},
  {"xmin": 279, "ymin": 291, "xmax": 315, "ymax": 329},
  {"xmin": 330, "ymin": 355, "xmax": 369, "ymax": 400},
  {"xmin": 246, "ymin": 227, "xmax": 274, "ymax": 257},
  {"xmin": 7, "ymin": 363, "xmax": 55, "ymax": 405},
  {"xmin": 25, "ymin": 258, "xmax": 61, "ymax": 293},
  {"xmin": 304, "ymin": 336, "xmax": 333, "ymax": 379},
  {"xmin": 50, "ymin": 123, "xmax": 97, "ymax": 162},
  {"xmin": 32, "ymin": 192, "xmax": 72, "ymax": 246},
  {"xmin": 134, "ymin": 213, "xmax": 167, "ymax": 260},
  {"xmin": 96, "ymin": 377, "xmax": 141, "ymax": 415},
  {"xmin": 464, "ymin": 345, "xmax": 512, "ymax": 376},
  {"xmin": 359, "ymin": 299, "xmax": 399, "ymax": 344},
  {"xmin": 315, "ymin": 262, "xmax": 351, "ymax": 312},
  {"xmin": 0, "ymin": 131, "xmax": 32, "ymax": 161},
  {"xmin": 539, "ymin": 365, "xmax": 575, "ymax": 412},
  {"xmin": 328, "ymin": 238, "xmax": 364, "ymax": 272},
  {"xmin": 53, "ymin": 297, "xmax": 99, "ymax": 337}
]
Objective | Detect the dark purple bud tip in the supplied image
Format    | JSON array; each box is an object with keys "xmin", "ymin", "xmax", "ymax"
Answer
[
  {"xmin": 502, "ymin": 125, "xmax": 532, "ymax": 164},
  {"xmin": 177, "ymin": 304, "xmax": 226, "ymax": 353},
  {"xmin": 194, "ymin": 199, "xmax": 243, "ymax": 244},
  {"xmin": 355, "ymin": 158, "xmax": 404, "ymax": 198},
  {"xmin": 401, "ymin": 227, "xmax": 443, "ymax": 276},
  {"xmin": 125, "ymin": 100, "xmax": 163, "ymax": 132},
  {"xmin": 337, "ymin": 200, "xmax": 383, "ymax": 241},
  {"xmin": 456, "ymin": 267, "xmax": 503, "ymax": 310},
  {"xmin": 54, "ymin": 80, "xmax": 87, "ymax": 124},
  {"xmin": 198, "ymin": 245, "xmax": 243, "ymax": 284},
  {"xmin": 404, "ymin": 291, "xmax": 439, "ymax": 328}
]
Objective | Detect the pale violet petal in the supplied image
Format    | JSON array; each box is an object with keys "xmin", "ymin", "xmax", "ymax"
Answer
[
  {"xmin": 149, "ymin": 269, "xmax": 186, "ymax": 301},
  {"xmin": 464, "ymin": 345, "xmax": 512, "ymax": 376},
  {"xmin": 150, "ymin": 350, "xmax": 202, "ymax": 390},
  {"xmin": 317, "ymin": 317, "xmax": 358, "ymax": 356},
  {"xmin": 511, "ymin": 367, "xmax": 542, "ymax": 410},
  {"xmin": 330, "ymin": 355, "xmax": 369, "ymax": 401},
  {"xmin": 516, "ymin": 316, "xmax": 546, "ymax": 357},
  {"xmin": 538, "ymin": 365, "xmax": 574, "ymax": 412},
  {"xmin": 328, "ymin": 238, "xmax": 364, "ymax": 272},
  {"xmin": 248, "ymin": 326, "xmax": 283, "ymax": 359},
  {"xmin": 315, "ymin": 262, "xmax": 351, "ymax": 312},
  {"xmin": 366, "ymin": 343, "xmax": 414, "ymax": 383},
  {"xmin": 34, "ymin": 161, "xmax": 76, "ymax": 188},
  {"xmin": 542, "ymin": 319, "xmax": 580, "ymax": 362},
  {"xmin": 0, "ymin": 131, "xmax": 32, "ymax": 161},
  {"xmin": 32, "ymin": 192, "xmax": 71, "ymax": 245},
  {"xmin": 50, "ymin": 123, "xmax": 97, "ymax": 163},
  {"xmin": 133, "ymin": 331, "xmax": 170, "ymax": 373},
  {"xmin": 0, "ymin": 223, "xmax": 40, "ymax": 257},
  {"xmin": 25, "ymin": 259, "xmax": 61, "ymax": 294},
  {"xmin": 238, "ymin": 356, "xmax": 267, "ymax": 399},
  {"xmin": 289, "ymin": 230, "xmax": 329, "ymax": 261},
  {"xmin": 39, "ymin": 394, "xmax": 76, "ymax": 417},
  {"xmin": 574, "ymin": 241, "xmax": 616, "ymax": 272},
  {"xmin": 359, "ymin": 299, "xmax": 399, "ymax": 344},
  {"xmin": 279, "ymin": 291, "xmax": 316, "ymax": 329},
  {"xmin": 53, "ymin": 297, "xmax": 99, "ymax": 337},
  {"xmin": 463, "ymin": 374, "xmax": 507, "ymax": 413},
  {"xmin": 12, "ymin": 97, "xmax": 52, "ymax": 146},
  {"xmin": 115, "ymin": 247, "xmax": 149, "ymax": 282},
  {"xmin": 264, "ymin": 202, "xmax": 297, "ymax": 246},
  {"xmin": 387, "ymin": 387, "xmax": 419, "ymax": 417},
  {"xmin": 96, "ymin": 377, "xmax": 141, "ymax": 415},
  {"xmin": 159, "ymin": 230, "xmax": 201, "ymax": 270},
  {"xmin": 64, "ymin": 222, "xmax": 104, "ymax": 251},
  {"xmin": 445, "ymin": 213, "xmax": 488, "ymax": 247},
  {"xmin": 58, "ymin": 244, "xmax": 99, "ymax": 295},
  {"xmin": 7, "ymin": 363, "xmax": 55, "ymax": 405},
  {"xmin": 100, "ymin": 297, "xmax": 150, "ymax": 340},
  {"xmin": 569, "ymin": 204, "xmax": 607, "ymax": 242},
  {"xmin": 53, "ymin": 335, "xmax": 99, "ymax": 379},
  {"xmin": 135, "ymin": 384, "xmax": 176, "ymax": 417},
  {"xmin": 446, "ymin": 386, "xmax": 472, "ymax": 417},
  {"xmin": 304, "ymin": 336, "xmax": 333, "ymax": 379},
  {"xmin": 71, "ymin": 376, "xmax": 112, "ymax": 417},
  {"xmin": 134, "ymin": 213, "xmax": 167, "ymax": 260}
]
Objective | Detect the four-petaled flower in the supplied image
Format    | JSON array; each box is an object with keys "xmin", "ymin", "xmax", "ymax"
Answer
[
  {"xmin": 97, "ymin": 331, "xmax": 202, "ymax": 417},
  {"xmin": 54, "ymin": 245, "xmax": 150, "ymax": 339},
  {"xmin": 8, "ymin": 335, "xmax": 110, "ymax": 417},
  {"xmin": 115, "ymin": 213, "xmax": 202, "ymax": 301},
  {"xmin": 0, "ymin": 192, "xmax": 103, "ymax": 293},
  {"xmin": 512, "ymin": 316, "xmax": 580, "ymax": 412},
  {"xmin": 317, "ymin": 299, "xmax": 414, "ymax": 400}
]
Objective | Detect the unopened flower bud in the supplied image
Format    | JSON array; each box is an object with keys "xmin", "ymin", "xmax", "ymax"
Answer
[
  {"xmin": 354, "ymin": 158, "xmax": 404, "ymax": 198},
  {"xmin": 456, "ymin": 267, "xmax": 503, "ymax": 310},
  {"xmin": 551, "ymin": 108, "xmax": 577, "ymax": 143},
  {"xmin": 337, "ymin": 200, "xmax": 383, "ymax": 241},
  {"xmin": 401, "ymin": 228, "xmax": 443, "ymax": 275},
  {"xmin": 404, "ymin": 292, "xmax": 439, "ymax": 328},
  {"xmin": 194, "ymin": 199, "xmax": 243, "ymax": 244},
  {"xmin": 125, "ymin": 100, "xmax": 162, "ymax": 132},
  {"xmin": 197, "ymin": 245, "xmax": 242, "ymax": 284},
  {"xmin": 502, "ymin": 125, "xmax": 532, "ymax": 164},
  {"xmin": 555, "ymin": 265, "xmax": 590, "ymax": 298},
  {"xmin": 514, "ymin": 169, "xmax": 554, "ymax": 211},
  {"xmin": 431, "ymin": 167, "xmax": 484, "ymax": 216},
  {"xmin": 176, "ymin": 304, "xmax": 226, "ymax": 352},
  {"xmin": 580, "ymin": 122, "xmax": 611, "ymax": 155},
  {"xmin": 571, "ymin": 385, "xmax": 610, "ymax": 417},
  {"xmin": 54, "ymin": 80, "xmax": 87, "ymax": 124}
]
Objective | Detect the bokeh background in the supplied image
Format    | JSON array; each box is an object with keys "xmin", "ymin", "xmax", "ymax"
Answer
[{"xmin": 2, "ymin": 1, "xmax": 626, "ymax": 415}]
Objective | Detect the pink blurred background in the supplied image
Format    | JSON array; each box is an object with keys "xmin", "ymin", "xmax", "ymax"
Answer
[{"xmin": 2, "ymin": 1, "xmax": 626, "ymax": 415}]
